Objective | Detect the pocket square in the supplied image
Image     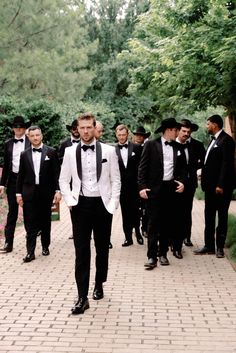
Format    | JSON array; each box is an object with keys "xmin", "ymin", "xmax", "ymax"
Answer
[
  {"xmin": 132, "ymin": 152, "xmax": 136, "ymax": 156},
  {"xmin": 214, "ymin": 144, "xmax": 218, "ymax": 148},
  {"xmin": 45, "ymin": 156, "xmax": 50, "ymax": 161},
  {"xmin": 102, "ymin": 158, "xmax": 107, "ymax": 163},
  {"xmin": 177, "ymin": 151, "xmax": 181, "ymax": 156}
]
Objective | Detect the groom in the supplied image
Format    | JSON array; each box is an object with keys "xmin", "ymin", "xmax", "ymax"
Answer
[{"xmin": 59, "ymin": 113, "xmax": 120, "ymax": 314}]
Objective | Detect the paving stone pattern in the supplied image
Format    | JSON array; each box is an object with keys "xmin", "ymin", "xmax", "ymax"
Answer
[{"xmin": 0, "ymin": 199, "xmax": 236, "ymax": 353}]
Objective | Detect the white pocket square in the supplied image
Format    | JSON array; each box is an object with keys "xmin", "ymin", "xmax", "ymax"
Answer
[
  {"xmin": 132, "ymin": 152, "xmax": 136, "ymax": 156},
  {"xmin": 45, "ymin": 156, "xmax": 50, "ymax": 160},
  {"xmin": 177, "ymin": 151, "xmax": 181, "ymax": 156}
]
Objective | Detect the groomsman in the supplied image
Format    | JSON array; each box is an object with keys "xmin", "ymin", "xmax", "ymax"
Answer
[
  {"xmin": 16, "ymin": 126, "xmax": 61, "ymax": 262},
  {"xmin": 176, "ymin": 119, "xmax": 205, "ymax": 247},
  {"xmin": 138, "ymin": 118, "xmax": 187, "ymax": 268},
  {"xmin": 0, "ymin": 116, "xmax": 31, "ymax": 253},
  {"xmin": 194, "ymin": 114, "xmax": 236, "ymax": 258},
  {"xmin": 115, "ymin": 124, "xmax": 143, "ymax": 246},
  {"xmin": 59, "ymin": 113, "xmax": 120, "ymax": 315},
  {"xmin": 58, "ymin": 119, "xmax": 80, "ymax": 164}
]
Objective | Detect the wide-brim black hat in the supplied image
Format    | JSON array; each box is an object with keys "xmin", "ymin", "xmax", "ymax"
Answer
[
  {"xmin": 66, "ymin": 119, "xmax": 78, "ymax": 132},
  {"xmin": 133, "ymin": 126, "xmax": 151, "ymax": 138},
  {"xmin": 155, "ymin": 118, "xmax": 181, "ymax": 133},
  {"xmin": 7, "ymin": 115, "xmax": 31, "ymax": 129},
  {"xmin": 180, "ymin": 119, "xmax": 199, "ymax": 132}
]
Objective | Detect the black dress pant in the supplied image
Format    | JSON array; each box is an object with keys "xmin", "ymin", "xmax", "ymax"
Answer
[
  {"xmin": 204, "ymin": 189, "xmax": 233, "ymax": 250},
  {"xmin": 120, "ymin": 191, "xmax": 140, "ymax": 241},
  {"xmin": 146, "ymin": 180, "xmax": 182, "ymax": 259},
  {"xmin": 71, "ymin": 196, "xmax": 112, "ymax": 299},
  {"xmin": 5, "ymin": 172, "xmax": 19, "ymax": 245},
  {"xmin": 23, "ymin": 187, "xmax": 53, "ymax": 255}
]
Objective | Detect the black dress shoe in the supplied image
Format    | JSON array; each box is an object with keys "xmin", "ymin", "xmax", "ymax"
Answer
[
  {"xmin": 93, "ymin": 284, "xmax": 104, "ymax": 300},
  {"xmin": 144, "ymin": 258, "xmax": 157, "ymax": 270},
  {"xmin": 71, "ymin": 297, "xmax": 89, "ymax": 315},
  {"xmin": 216, "ymin": 248, "xmax": 225, "ymax": 258},
  {"xmin": 159, "ymin": 256, "xmax": 170, "ymax": 266},
  {"xmin": 23, "ymin": 253, "xmax": 35, "ymax": 263},
  {"xmin": 194, "ymin": 246, "xmax": 215, "ymax": 255},
  {"xmin": 42, "ymin": 248, "xmax": 50, "ymax": 256},
  {"xmin": 109, "ymin": 242, "xmax": 113, "ymax": 249},
  {"xmin": 173, "ymin": 251, "xmax": 183, "ymax": 259},
  {"xmin": 122, "ymin": 240, "xmax": 133, "ymax": 247},
  {"xmin": 136, "ymin": 235, "xmax": 144, "ymax": 245},
  {"xmin": 0, "ymin": 243, "xmax": 13, "ymax": 253},
  {"xmin": 184, "ymin": 239, "xmax": 193, "ymax": 247}
]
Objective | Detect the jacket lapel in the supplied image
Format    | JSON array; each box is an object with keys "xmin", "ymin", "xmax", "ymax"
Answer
[
  {"xmin": 96, "ymin": 140, "xmax": 102, "ymax": 182},
  {"xmin": 40, "ymin": 145, "xmax": 47, "ymax": 171},
  {"xmin": 115, "ymin": 144, "xmax": 125, "ymax": 170},
  {"xmin": 76, "ymin": 142, "xmax": 82, "ymax": 180}
]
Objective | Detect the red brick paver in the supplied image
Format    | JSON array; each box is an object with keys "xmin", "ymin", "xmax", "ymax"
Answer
[{"xmin": 0, "ymin": 200, "xmax": 235, "ymax": 353}]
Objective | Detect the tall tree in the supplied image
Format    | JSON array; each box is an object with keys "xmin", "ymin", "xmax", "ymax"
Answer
[
  {"xmin": 126, "ymin": 0, "xmax": 236, "ymax": 130},
  {"xmin": 0, "ymin": 0, "xmax": 97, "ymax": 102}
]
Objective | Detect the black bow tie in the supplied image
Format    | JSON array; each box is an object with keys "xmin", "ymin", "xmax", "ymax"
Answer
[
  {"xmin": 118, "ymin": 144, "xmax": 128, "ymax": 149},
  {"xmin": 72, "ymin": 140, "xmax": 79, "ymax": 143},
  {"xmin": 211, "ymin": 135, "xmax": 216, "ymax": 140},
  {"xmin": 13, "ymin": 138, "xmax": 23, "ymax": 143},
  {"xmin": 32, "ymin": 148, "xmax": 42, "ymax": 153},
  {"xmin": 81, "ymin": 144, "xmax": 95, "ymax": 151},
  {"xmin": 164, "ymin": 141, "xmax": 173, "ymax": 146}
]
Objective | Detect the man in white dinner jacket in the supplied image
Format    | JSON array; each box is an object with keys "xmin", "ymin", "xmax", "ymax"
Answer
[{"xmin": 59, "ymin": 112, "xmax": 121, "ymax": 315}]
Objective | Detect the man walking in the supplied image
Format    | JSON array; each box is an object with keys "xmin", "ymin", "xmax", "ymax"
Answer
[
  {"xmin": 0, "ymin": 116, "xmax": 31, "ymax": 253},
  {"xmin": 58, "ymin": 119, "xmax": 80, "ymax": 164},
  {"xmin": 59, "ymin": 113, "xmax": 120, "ymax": 315},
  {"xmin": 16, "ymin": 126, "xmax": 61, "ymax": 262},
  {"xmin": 194, "ymin": 114, "xmax": 236, "ymax": 258},
  {"xmin": 138, "ymin": 118, "xmax": 187, "ymax": 268}
]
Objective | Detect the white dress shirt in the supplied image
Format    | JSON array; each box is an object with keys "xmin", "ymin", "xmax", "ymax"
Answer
[
  {"xmin": 81, "ymin": 139, "xmax": 100, "ymax": 197},
  {"xmin": 118, "ymin": 143, "xmax": 128, "ymax": 168},
  {"xmin": 12, "ymin": 136, "xmax": 26, "ymax": 173},
  {"xmin": 32, "ymin": 144, "xmax": 43, "ymax": 185},
  {"xmin": 161, "ymin": 137, "xmax": 174, "ymax": 181}
]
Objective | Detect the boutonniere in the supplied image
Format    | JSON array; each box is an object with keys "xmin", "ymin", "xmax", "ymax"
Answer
[
  {"xmin": 132, "ymin": 152, "xmax": 136, "ymax": 156},
  {"xmin": 45, "ymin": 156, "xmax": 50, "ymax": 161}
]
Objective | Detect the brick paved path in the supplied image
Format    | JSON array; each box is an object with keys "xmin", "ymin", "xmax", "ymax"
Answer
[{"xmin": 0, "ymin": 200, "xmax": 236, "ymax": 353}]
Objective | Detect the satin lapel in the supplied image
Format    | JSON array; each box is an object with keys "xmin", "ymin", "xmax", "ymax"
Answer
[
  {"xmin": 96, "ymin": 140, "xmax": 102, "ymax": 182},
  {"xmin": 40, "ymin": 145, "xmax": 47, "ymax": 170},
  {"xmin": 127, "ymin": 141, "xmax": 133, "ymax": 167},
  {"xmin": 26, "ymin": 148, "xmax": 34, "ymax": 172},
  {"xmin": 76, "ymin": 142, "xmax": 82, "ymax": 180},
  {"xmin": 156, "ymin": 138, "xmax": 163, "ymax": 168},
  {"xmin": 115, "ymin": 145, "xmax": 125, "ymax": 170}
]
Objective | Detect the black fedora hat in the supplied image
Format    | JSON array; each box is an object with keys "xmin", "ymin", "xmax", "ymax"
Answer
[
  {"xmin": 66, "ymin": 119, "xmax": 78, "ymax": 132},
  {"xmin": 133, "ymin": 126, "xmax": 151, "ymax": 138},
  {"xmin": 155, "ymin": 118, "xmax": 180, "ymax": 133},
  {"xmin": 180, "ymin": 119, "xmax": 199, "ymax": 132},
  {"xmin": 7, "ymin": 116, "xmax": 31, "ymax": 129}
]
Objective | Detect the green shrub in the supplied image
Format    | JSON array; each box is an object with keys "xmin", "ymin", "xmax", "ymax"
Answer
[
  {"xmin": 229, "ymin": 243, "xmax": 236, "ymax": 262},
  {"xmin": 225, "ymin": 214, "xmax": 236, "ymax": 248}
]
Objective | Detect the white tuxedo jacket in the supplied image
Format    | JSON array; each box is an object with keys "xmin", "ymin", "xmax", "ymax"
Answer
[{"xmin": 59, "ymin": 141, "xmax": 121, "ymax": 214}]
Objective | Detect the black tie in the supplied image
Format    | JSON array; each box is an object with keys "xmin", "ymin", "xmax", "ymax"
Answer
[
  {"xmin": 164, "ymin": 141, "xmax": 172, "ymax": 146},
  {"xmin": 72, "ymin": 140, "xmax": 79, "ymax": 143},
  {"xmin": 81, "ymin": 144, "xmax": 95, "ymax": 151},
  {"xmin": 118, "ymin": 144, "xmax": 128, "ymax": 149},
  {"xmin": 33, "ymin": 148, "xmax": 42, "ymax": 153},
  {"xmin": 13, "ymin": 138, "xmax": 23, "ymax": 143},
  {"xmin": 211, "ymin": 135, "xmax": 216, "ymax": 140}
]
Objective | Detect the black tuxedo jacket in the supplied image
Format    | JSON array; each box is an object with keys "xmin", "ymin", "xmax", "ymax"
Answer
[
  {"xmin": 138, "ymin": 137, "xmax": 187, "ymax": 198},
  {"xmin": 201, "ymin": 130, "xmax": 236, "ymax": 192},
  {"xmin": 16, "ymin": 145, "xmax": 60, "ymax": 202},
  {"xmin": 58, "ymin": 138, "xmax": 73, "ymax": 164},
  {"xmin": 0, "ymin": 136, "xmax": 30, "ymax": 187},
  {"xmin": 183, "ymin": 138, "xmax": 205, "ymax": 189},
  {"xmin": 115, "ymin": 141, "xmax": 142, "ymax": 193}
]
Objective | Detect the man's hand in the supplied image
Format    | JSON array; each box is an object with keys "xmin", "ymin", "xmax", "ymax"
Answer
[
  {"xmin": 139, "ymin": 188, "xmax": 151, "ymax": 199},
  {"xmin": 216, "ymin": 187, "xmax": 223, "ymax": 195},
  {"xmin": 53, "ymin": 191, "xmax": 61, "ymax": 204},
  {"xmin": 16, "ymin": 195, "xmax": 23, "ymax": 207},
  {"xmin": 175, "ymin": 180, "xmax": 184, "ymax": 193},
  {"xmin": 0, "ymin": 186, "xmax": 5, "ymax": 197}
]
